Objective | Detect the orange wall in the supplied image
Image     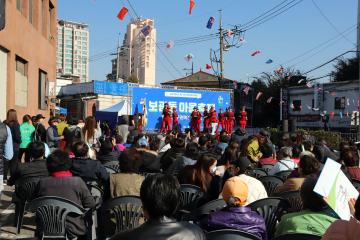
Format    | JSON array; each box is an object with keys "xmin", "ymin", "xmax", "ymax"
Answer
[{"xmin": 0, "ymin": 0, "xmax": 57, "ymax": 121}]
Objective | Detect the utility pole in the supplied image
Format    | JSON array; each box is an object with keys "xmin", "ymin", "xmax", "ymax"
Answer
[
  {"xmin": 219, "ymin": 10, "xmax": 224, "ymax": 87},
  {"xmin": 116, "ymin": 33, "xmax": 121, "ymax": 82}
]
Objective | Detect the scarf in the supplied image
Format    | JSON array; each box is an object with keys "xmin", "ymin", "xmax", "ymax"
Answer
[{"xmin": 51, "ymin": 170, "xmax": 73, "ymax": 177}]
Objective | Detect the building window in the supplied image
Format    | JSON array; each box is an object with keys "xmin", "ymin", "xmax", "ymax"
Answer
[
  {"xmin": 15, "ymin": 56, "xmax": 28, "ymax": 107},
  {"xmin": 38, "ymin": 70, "xmax": 47, "ymax": 110},
  {"xmin": 335, "ymin": 97, "xmax": 345, "ymax": 109},
  {"xmin": 48, "ymin": 2, "xmax": 54, "ymax": 39},
  {"xmin": 292, "ymin": 100, "xmax": 302, "ymax": 111},
  {"xmin": 16, "ymin": 0, "xmax": 22, "ymax": 11},
  {"xmin": 29, "ymin": 0, "xmax": 33, "ymax": 23}
]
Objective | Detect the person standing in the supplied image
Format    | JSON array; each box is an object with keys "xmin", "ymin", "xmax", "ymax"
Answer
[
  {"xmin": 217, "ymin": 108, "xmax": 225, "ymax": 133},
  {"xmin": 33, "ymin": 114, "xmax": 47, "ymax": 142},
  {"xmin": 239, "ymin": 106, "xmax": 248, "ymax": 129},
  {"xmin": 160, "ymin": 103, "xmax": 172, "ymax": 134},
  {"xmin": 172, "ymin": 107, "xmax": 179, "ymax": 130},
  {"xmin": 46, "ymin": 117, "xmax": 63, "ymax": 152},
  {"xmin": 0, "ymin": 120, "xmax": 14, "ymax": 193},
  {"xmin": 3, "ymin": 109, "xmax": 21, "ymax": 181},
  {"xmin": 226, "ymin": 107, "xmax": 235, "ymax": 134},
  {"xmin": 209, "ymin": 106, "xmax": 218, "ymax": 135},
  {"xmin": 19, "ymin": 115, "xmax": 35, "ymax": 163},
  {"xmin": 203, "ymin": 106, "xmax": 210, "ymax": 133},
  {"xmin": 190, "ymin": 107, "xmax": 201, "ymax": 134}
]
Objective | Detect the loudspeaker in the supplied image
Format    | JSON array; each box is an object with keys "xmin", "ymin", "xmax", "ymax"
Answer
[{"xmin": 0, "ymin": 0, "xmax": 5, "ymax": 31}]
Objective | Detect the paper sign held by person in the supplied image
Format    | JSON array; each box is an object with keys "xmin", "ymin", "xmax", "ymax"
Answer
[{"xmin": 314, "ymin": 158, "xmax": 359, "ymax": 220}]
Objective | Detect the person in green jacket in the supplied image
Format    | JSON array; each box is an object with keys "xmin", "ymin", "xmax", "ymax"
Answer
[
  {"xmin": 275, "ymin": 175, "xmax": 338, "ymax": 237},
  {"xmin": 19, "ymin": 115, "xmax": 35, "ymax": 162}
]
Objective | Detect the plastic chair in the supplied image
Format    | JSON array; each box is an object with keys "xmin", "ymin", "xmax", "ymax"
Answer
[
  {"xmin": 258, "ymin": 176, "xmax": 284, "ymax": 196},
  {"xmin": 104, "ymin": 163, "xmax": 120, "ymax": 173},
  {"xmin": 87, "ymin": 182, "xmax": 104, "ymax": 208},
  {"xmin": 104, "ymin": 166, "xmax": 117, "ymax": 174},
  {"xmin": 100, "ymin": 195, "xmax": 143, "ymax": 238},
  {"xmin": 273, "ymin": 233, "xmax": 321, "ymax": 240},
  {"xmin": 274, "ymin": 170, "xmax": 293, "ymax": 181},
  {"xmin": 28, "ymin": 196, "xmax": 85, "ymax": 240},
  {"xmin": 179, "ymin": 184, "xmax": 204, "ymax": 211},
  {"xmin": 206, "ymin": 229, "xmax": 261, "ymax": 240},
  {"xmin": 247, "ymin": 168, "xmax": 267, "ymax": 179},
  {"xmin": 261, "ymin": 164, "xmax": 274, "ymax": 174},
  {"xmin": 352, "ymin": 178, "xmax": 360, "ymax": 190},
  {"xmin": 192, "ymin": 199, "xmax": 227, "ymax": 223},
  {"xmin": 248, "ymin": 197, "xmax": 290, "ymax": 239},
  {"xmin": 14, "ymin": 177, "xmax": 40, "ymax": 234},
  {"xmin": 274, "ymin": 190, "xmax": 303, "ymax": 213}
]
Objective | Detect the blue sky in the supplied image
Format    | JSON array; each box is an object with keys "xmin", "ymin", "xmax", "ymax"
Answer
[{"xmin": 58, "ymin": 0, "xmax": 357, "ymax": 84}]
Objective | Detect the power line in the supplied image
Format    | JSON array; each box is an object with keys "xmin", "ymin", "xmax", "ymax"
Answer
[
  {"xmin": 243, "ymin": 0, "xmax": 304, "ymax": 31},
  {"xmin": 311, "ymin": 0, "xmax": 356, "ymax": 47}
]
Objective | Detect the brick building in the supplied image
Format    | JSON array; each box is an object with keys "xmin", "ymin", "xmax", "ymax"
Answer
[{"xmin": 0, "ymin": 0, "xmax": 57, "ymax": 120}]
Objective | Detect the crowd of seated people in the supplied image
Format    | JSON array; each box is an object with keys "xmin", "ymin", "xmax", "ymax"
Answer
[{"xmin": 3, "ymin": 110, "xmax": 360, "ymax": 240}]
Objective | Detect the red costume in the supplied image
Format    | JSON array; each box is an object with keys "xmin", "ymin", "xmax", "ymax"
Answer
[
  {"xmin": 190, "ymin": 109, "xmax": 201, "ymax": 134},
  {"xmin": 226, "ymin": 110, "xmax": 235, "ymax": 133},
  {"xmin": 203, "ymin": 109, "xmax": 210, "ymax": 132},
  {"xmin": 217, "ymin": 111, "xmax": 225, "ymax": 132},
  {"xmin": 239, "ymin": 110, "xmax": 247, "ymax": 129},
  {"xmin": 160, "ymin": 105, "xmax": 172, "ymax": 133},
  {"xmin": 172, "ymin": 108, "xmax": 179, "ymax": 128}
]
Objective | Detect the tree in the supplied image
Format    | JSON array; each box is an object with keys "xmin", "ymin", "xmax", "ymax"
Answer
[
  {"xmin": 250, "ymin": 67, "xmax": 305, "ymax": 127},
  {"xmin": 126, "ymin": 75, "xmax": 140, "ymax": 84},
  {"xmin": 331, "ymin": 57, "xmax": 359, "ymax": 82}
]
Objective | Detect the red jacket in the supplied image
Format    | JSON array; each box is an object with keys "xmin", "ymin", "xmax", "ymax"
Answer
[
  {"xmin": 209, "ymin": 110, "xmax": 218, "ymax": 123},
  {"xmin": 163, "ymin": 108, "xmax": 171, "ymax": 118},
  {"xmin": 191, "ymin": 111, "xmax": 201, "ymax": 121},
  {"xmin": 218, "ymin": 113, "xmax": 225, "ymax": 122},
  {"xmin": 227, "ymin": 111, "xmax": 235, "ymax": 121}
]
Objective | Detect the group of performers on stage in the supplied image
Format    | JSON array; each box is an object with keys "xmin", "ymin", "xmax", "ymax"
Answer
[{"xmin": 159, "ymin": 102, "xmax": 247, "ymax": 135}]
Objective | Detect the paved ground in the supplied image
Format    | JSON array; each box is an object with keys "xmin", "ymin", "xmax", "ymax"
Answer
[{"xmin": 0, "ymin": 184, "xmax": 35, "ymax": 239}]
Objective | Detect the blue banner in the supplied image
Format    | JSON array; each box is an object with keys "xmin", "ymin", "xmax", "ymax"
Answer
[
  {"xmin": 93, "ymin": 81, "xmax": 129, "ymax": 95},
  {"xmin": 132, "ymin": 87, "xmax": 231, "ymax": 131}
]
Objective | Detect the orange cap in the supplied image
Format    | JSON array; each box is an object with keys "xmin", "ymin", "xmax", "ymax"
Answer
[{"xmin": 222, "ymin": 177, "xmax": 248, "ymax": 206}]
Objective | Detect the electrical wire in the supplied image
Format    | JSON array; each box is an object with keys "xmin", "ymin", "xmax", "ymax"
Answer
[{"xmin": 311, "ymin": 0, "xmax": 356, "ymax": 47}]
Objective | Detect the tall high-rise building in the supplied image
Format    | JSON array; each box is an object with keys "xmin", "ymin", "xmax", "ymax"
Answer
[
  {"xmin": 57, "ymin": 20, "xmax": 89, "ymax": 82},
  {"xmin": 110, "ymin": 18, "xmax": 156, "ymax": 86}
]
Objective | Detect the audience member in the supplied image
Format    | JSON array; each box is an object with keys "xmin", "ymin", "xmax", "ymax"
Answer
[
  {"xmin": 3, "ymin": 109, "xmax": 21, "ymax": 180},
  {"xmin": 110, "ymin": 149, "xmax": 144, "ymax": 198},
  {"xmin": 8, "ymin": 142, "xmax": 49, "ymax": 186},
  {"xmin": 97, "ymin": 138, "xmax": 120, "ymax": 165},
  {"xmin": 160, "ymin": 137, "xmax": 185, "ymax": 172},
  {"xmin": 35, "ymin": 150, "xmax": 95, "ymax": 239},
  {"xmin": 179, "ymin": 154, "xmax": 222, "ymax": 203},
  {"xmin": 200, "ymin": 176, "xmax": 267, "ymax": 240},
  {"xmin": 57, "ymin": 114, "xmax": 68, "ymax": 136},
  {"xmin": 19, "ymin": 114, "xmax": 35, "ymax": 163},
  {"xmin": 111, "ymin": 174, "xmax": 206, "ymax": 240},
  {"xmin": 82, "ymin": 116, "xmax": 102, "ymax": 149},
  {"xmin": 268, "ymin": 147, "xmax": 297, "ymax": 175},
  {"xmin": 274, "ymin": 155, "xmax": 320, "ymax": 194},
  {"xmin": 275, "ymin": 175, "xmax": 337, "ymax": 237},
  {"xmin": 223, "ymin": 156, "xmax": 268, "ymax": 204},
  {"xmin": 136, "ymin": 136, "xmax": 160, "ymax": 172},
  {"xmin": 33, "ymin": 114, "xmax": 47, "ymax": 142},
  {"xmin": 70, "ymin": 141, "xmax": 109, "ymax": 185},
  {"xmin": 166, "ymin": 142, "xmax": 199, "ymax": 175},
  {"xmin": 322, "ymin": 198, "xmax": 360, "ymax": 240},
  {"xmin": 114, "ymin": 135, "xmax": 126, "ymax": 152},
  {"xmin": 343, "ymin": 150, "xmax": 360, "ymax": 181},
  {"xmin": 259, "ymin": 144, "xmax": 277, "ymax": 166},
  {"xmin": 46, "ymin": 117, "xmax": 63, "ymax": 151},
  {"xmin": 62, "ymin": 118, "xmax": 82, "ymax": 150}
]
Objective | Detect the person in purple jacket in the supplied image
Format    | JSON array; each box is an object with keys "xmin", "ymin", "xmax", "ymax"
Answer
[{"xmin": 200, "ymin": 176, "xmax": 267, "ymax": 240}]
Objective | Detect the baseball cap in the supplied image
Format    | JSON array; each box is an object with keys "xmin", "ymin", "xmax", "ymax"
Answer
[
  {"xmin": 222, "ymin": 177, "xmax": 248, "ymax": 206},
  {"xmin": 35, "ymin": 114, "xmax": 46, "ymax": 120},
  {"xmin": 48, "ymin": 117, "xmax": 60, "ymax": 124}
]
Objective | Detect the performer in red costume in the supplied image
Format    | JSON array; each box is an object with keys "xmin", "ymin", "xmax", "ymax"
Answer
[
  {"xmin": 190, "ymin": 107, "xmax": 201, "ymax": 134},
  {"xmin": 203, "ymin": 106, "xmax": 210, "ymax": 133},
  {"xmin": 172, "ymin": 107, "xmax": 179, "ymax": 129},
  {"xmin": 226, "ymin": 106, "xmax": 235, "ymax": 134},
  {"xmin": 160, "ymin": 103, "xmax": 172, "ymax": 134},
  {"xmin": 209, "ymin": 106, "xmax": 218, "ymax": 135},
  {"xmin": 217, "ymin": 108, "xmax": 225, "ymax": 133},
  {"xmin": 239, "ymin": 105, "xmax": 248, "ymax": 129}
]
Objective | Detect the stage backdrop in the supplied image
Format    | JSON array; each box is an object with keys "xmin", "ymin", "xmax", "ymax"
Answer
[{"xmin": 132, "ymin": 87, "xmax": 231, "ymax": 131}]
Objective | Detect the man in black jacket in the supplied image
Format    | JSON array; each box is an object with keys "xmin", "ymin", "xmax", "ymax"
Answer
[
  {"xmin": 8, "ymin": 141, "xmax": 49, "ymax": 186},
  {"xmin": 33, "ymin": 114, "xmax": 47, "ymax": 142},
  {"xmin": 70, "ymin": 141, "xmax": 109, "ymax": 185},
  {"xmin": 160, "ymin": 138, "xmax": 185, "ymax": 172},
  {"xmin": 111, "ymin": 174, "xmax": 206, "ymax": 240}
]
